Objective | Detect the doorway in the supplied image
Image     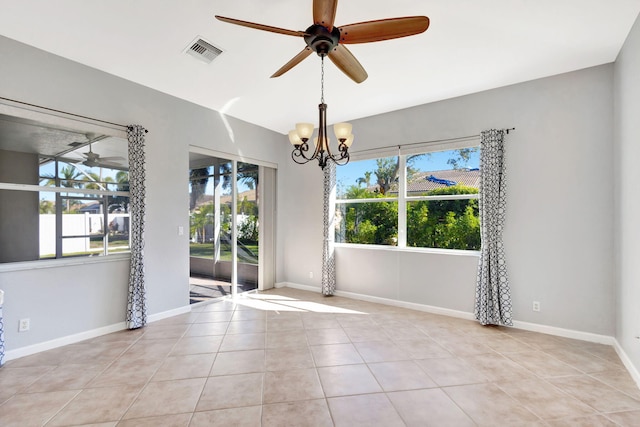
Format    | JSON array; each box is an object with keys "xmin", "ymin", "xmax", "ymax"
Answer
[{"xmin": 188, "ymin": 151, "xmax": 274, "ymax": 303}]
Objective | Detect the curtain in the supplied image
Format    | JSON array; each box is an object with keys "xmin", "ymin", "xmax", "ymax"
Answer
[
  {"xmin": 126, "ymin": 125, "xmax": 147, "ymax": 329},
  {"xmin": 0, "ymin": 290, "xmax": 4, "ymax": 367},
  {"xmin": 475, "ymin": 129, "xmax": 513, "ymax": 326},
  {"xmin": 322, "ymin": 163, "xmax": 336, "ymax": 295}
]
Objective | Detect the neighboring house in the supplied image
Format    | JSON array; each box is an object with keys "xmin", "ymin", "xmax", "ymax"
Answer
[
  {"xmin": 406, "ymin": 168, "xmax": 480, "ymax": 195},
  {"xmin": 383, "ymin": 168, "xmax": 481, "ymax": 196}
]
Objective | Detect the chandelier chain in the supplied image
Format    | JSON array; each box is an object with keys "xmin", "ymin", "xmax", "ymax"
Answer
[{"xmin": 320, "ymin": 56, "xmax": 325, "ymax": 104}]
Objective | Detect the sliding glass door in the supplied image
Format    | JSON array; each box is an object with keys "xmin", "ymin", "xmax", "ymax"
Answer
[{"xmin": 189, "ymin": 152, "xmax": 272, "ymax": 303}]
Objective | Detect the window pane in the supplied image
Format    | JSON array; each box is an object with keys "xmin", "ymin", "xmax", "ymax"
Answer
[
  {"xmin": 407, "ymin": 148, "xmax": 480, "ymax": 196},
  {"xmin": 407, "ymin": 199, "xmax": 480, "ymax": 250},
  {"xmin": 107, "ymin": 195, "xmax": 130, "ymax": 254},
  {"xmin": 39, "ymin": 191, "xmax": 57, "ymax": 259},
  {"xmin": 337, "ymin": 157, "xmax": 399, "ymax": 198},
  {"xmin": 336, "ymin": 201, "xmax": 398, "ymax": 245},
  {"xmin": 237, "ymin": 162, "xmax": 259, "ymax": 266},
  {"xmin": 60, "ymin": 194, "xmax": 104, "ymax": 236}
]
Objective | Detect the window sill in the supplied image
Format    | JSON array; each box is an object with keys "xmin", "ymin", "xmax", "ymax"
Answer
[
  {"xmin": 334, "ymin": 243, "xmax": 480, "ymax": 257},
  {"xmin": 0, "ymin": 253, "xmax": 131, "ymax": 273}
]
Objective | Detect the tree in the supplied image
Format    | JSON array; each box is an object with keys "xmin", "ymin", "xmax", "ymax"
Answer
[
  {"xmin": 40, "ymin": 165, "xmax": 83, "ymax": 188},
  {"xmin": 356, "ymin": 171, "xmax": 372, "ymax": 188},
  {"xmin": 190, "ymin": 202, "xmax": 215, "ymax": 243},
  {"xmin": 446, "ymin": 147, "xmax": 479, "ymax": 169},
  {"xmin": 374, "ymin": 157, "xmax": 399, "ymax": 195},
  {"xmin": 406, "ymin": 185, "xmax": 480, "ymax": 250},
  {"xmin": 339, "ymin": 185, "xmax": 398, "ymax": 245},
  {"xmin": 373, "ymin": 155, "xmax": 425, "ymax": 195},
  {"xmin": 189, "ymin": 167, "xmax": 210, "ymax": 211},
  {"xmin": 39, "ymin": 199, "xmax": 55, "ymax": 214}
]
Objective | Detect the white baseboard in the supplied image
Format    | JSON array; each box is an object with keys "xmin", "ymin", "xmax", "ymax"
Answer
[
  {"xmin": 148, "ymin": 305, "xmax": 191, "ymax": 323},
  {"xmin": 279, "ymin": 282, "xmax": 614, "ymax": 344},
  {"xmin": 511, "ymin": 320, "xmax": 615, "ymax": 345},
  {"xmin": 5, "ymin": 305, "xmax": 193, "ymax": 362},
  {"xmin": 334, "ymin": 289, "xmax": 476, "ymax": 321},
  {"xmin": 614, "ymin": 339, "xmax": 640, "ymax": 389},
  {"xmin": 5, "ymin": 322, "xmax": 127, "ymax": 361}
]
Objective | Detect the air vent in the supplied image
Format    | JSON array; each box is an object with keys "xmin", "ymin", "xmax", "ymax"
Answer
[
  {"xmin": 186, "ymin": 37, "xmax": 223, "ymax": 64},
  {"xmin": 68, "ymin": 141, "xmax": 84, "ymax": 147}
]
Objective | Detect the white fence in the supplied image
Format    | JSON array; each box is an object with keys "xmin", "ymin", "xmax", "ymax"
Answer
[{"xmin": 39, "ymin": 213, "xmax": 129, "ymax": 257}]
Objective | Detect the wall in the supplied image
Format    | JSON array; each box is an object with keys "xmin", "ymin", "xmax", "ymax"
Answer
[
  {"xmin": 0, "ymin": 35, "xmax": 286, "ymax": 355},
  {"xmin": 614, "ymin": 13, "xmax": 640, "ymax": 375},
  {"xmin": 0, "ymin": 149, "xmax": 39, "ymax": 262},
  {"xmin": 281, "ymin": 64, "xmax": 616, "ymax": 336}
]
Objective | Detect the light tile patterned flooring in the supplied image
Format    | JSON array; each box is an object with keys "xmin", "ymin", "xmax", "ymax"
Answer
[{"xmin": 1, "ymin": 287, "xmax": 639, "ymax": 426}]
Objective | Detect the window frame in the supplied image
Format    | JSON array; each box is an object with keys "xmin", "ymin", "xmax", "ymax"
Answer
[
  {"xmin": 335, "ymin": 138, "xmax": 481, "ymax": 252},
  {"xmin": 0, "ymin": 175, "xmax": 131, "ymax": 260}
]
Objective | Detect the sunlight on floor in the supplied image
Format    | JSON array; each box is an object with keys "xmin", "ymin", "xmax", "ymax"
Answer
[{"xmin": 230, "ymin": 292, "xmax": 366, "ymax": 315}]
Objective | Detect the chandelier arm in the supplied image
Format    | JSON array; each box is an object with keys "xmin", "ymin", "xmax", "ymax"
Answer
[{"xmin": 292, "ymin": 141, "xmax": 315, "ymax": 164}]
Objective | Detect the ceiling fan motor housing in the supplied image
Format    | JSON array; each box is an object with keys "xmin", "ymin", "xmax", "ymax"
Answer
[{"xmin": 304, "ymin": 24, "xmax": 340, "ymax": 56}]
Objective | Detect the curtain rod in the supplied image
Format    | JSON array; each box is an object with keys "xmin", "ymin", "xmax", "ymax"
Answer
[
  {"xmin": 350, "ymin": 128, "xmax": 515, "ymax": 156},
  {"xmin": 0, "ymin": 96, "xmax": 147, "ymax": 133}
]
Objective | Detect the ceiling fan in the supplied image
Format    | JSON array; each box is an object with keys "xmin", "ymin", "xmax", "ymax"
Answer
[
  {"xmin": 80, "ymin": 143, "xmax": 125, "ymax": 168},
  {"xmin": 215, "ymin": 0, "xmax": 430, "ymax": 83}
]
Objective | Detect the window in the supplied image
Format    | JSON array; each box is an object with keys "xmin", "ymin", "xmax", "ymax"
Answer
[
  {"xmin": 0, "ymin": 117, "xmax": 130, "ymax": 263},
  {"xmin": 335, "ymin": 145, "xmax": 480, "ymax": 251}
]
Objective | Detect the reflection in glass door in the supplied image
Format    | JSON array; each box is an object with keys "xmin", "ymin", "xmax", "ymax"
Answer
[
  {"xmin": 236, "ymin": 162, "xmax": 259, "ymax": 294},
  {"xmin": 188, "ymin": 155, "xmax": 261, "ymax": 303}
]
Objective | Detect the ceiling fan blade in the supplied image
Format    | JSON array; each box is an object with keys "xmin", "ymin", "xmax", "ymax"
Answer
[
  {"xmin": 327, "ymin": 45, "xmax": 368, "ymax": 83},
  {"xmin": 271, "ymin": 48, "xmax": 314, "ymax": 78},
  {"xmin": 338, "ymin": 16, "xmax": 430, "ymax": 44},
  {"xmin": 98, "ymin": 156, "xmax": 125, "ymax": 161},
  {"xmin": 313, "ymin": 0, "xmax": 338, "ymax": 30},
  {"xmin": 215, "ymin": 15, "xmax": 307, "ymax": 37}
]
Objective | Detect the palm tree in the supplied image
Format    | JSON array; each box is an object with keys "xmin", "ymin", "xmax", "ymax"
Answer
[
  {"xmin": 40, "ymin": 165, "xmax": 84, "ymax": 212},
  {"xmin": 189, "ymin": 167, "xmax": 210, "ymax": 211},
  {"xmin": 40, "ymin": 165, "xmax": 83, "ymax": 188},
  {"xmin": 357, "ymin": 171, "xmax": 372, "ymax": 188}
]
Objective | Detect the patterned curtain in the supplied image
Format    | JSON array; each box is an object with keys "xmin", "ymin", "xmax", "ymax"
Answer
[
  {"xmin": 475, "ymin": 129, "xmax": 513, "ymax": 326},
  {"xmin": 0, "ymin": 290, "xmax": 4, "ymax": 367},
  {"xmin": 126, "ymin": 125, "xmax": 147, "ymax": 329},
  {"xmin": 322, "ymin": 163, "xmax": 336, "ymax": 295}
]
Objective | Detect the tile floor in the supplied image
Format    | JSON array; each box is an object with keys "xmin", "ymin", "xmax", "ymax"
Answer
[{"xmin": 1, "ymin": 287, "xmax": 639, "ymax": 426}]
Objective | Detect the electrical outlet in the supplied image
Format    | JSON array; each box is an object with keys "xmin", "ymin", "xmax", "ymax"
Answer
[
  {"xmin": 309, "ymin": 271, "xmax": 314, "ymax": 279},
  {"xmin": 532, "ymin": 301, "xmax": 541, "ymax": 312},
  {"xmin": 18, "ymin": 318, "xmax": 30, "ymax": 332}
]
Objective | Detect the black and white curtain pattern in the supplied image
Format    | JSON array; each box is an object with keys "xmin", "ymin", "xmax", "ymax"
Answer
[
  {"xmin": 322, "ymin": 162, "xmax": 337, "ymax": 296},
  {"xmin": 475, "ymin": 129, "xmax": 513, "ymax": 326},
  {"xmin": 0, "ymin": 290, "xmax": 4, "ymax": 367},
  {"xmin": 126, "ymin": 125, "xmax": 147, "ymax": 329}
]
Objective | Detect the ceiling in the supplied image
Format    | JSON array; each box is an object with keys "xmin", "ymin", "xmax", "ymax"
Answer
[
  {"xmin": 1, "ymin": 0, "xmax": 639, "ymax": 136},
  {"xmin": 0, "ymin": 113, "xmax": 128, "ymax": 169}
]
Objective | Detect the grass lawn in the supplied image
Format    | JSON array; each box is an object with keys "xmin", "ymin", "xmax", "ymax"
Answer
[{"xmin": 190, "ymin": 242, "xmax": 258, "ymax": 262}]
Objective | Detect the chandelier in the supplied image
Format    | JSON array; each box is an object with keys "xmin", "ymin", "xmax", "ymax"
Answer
[{"xmin": 288, "ymin": 56, "xmax": 354, "ymax": 169}]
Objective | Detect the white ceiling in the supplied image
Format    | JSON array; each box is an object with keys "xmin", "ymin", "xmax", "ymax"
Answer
[{"xmin": 1, "ymin": 0, "xmax": 639, "ymax": 135}]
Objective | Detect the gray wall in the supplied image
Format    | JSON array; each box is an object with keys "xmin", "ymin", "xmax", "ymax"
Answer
[
  {"xmin": 0, "ymin": 149, "xmax": 39, "ymax": 262},
  {"xmin": 280, "ymin": 64, "xmax": 616, "ymax": 336},
  {"xmin": 0, "ymin": 35, "xmax": 286, "ymax": 353},
  {"xmin": 614, "ymin": 14, "xmax": 640, "ymax": 373}
]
